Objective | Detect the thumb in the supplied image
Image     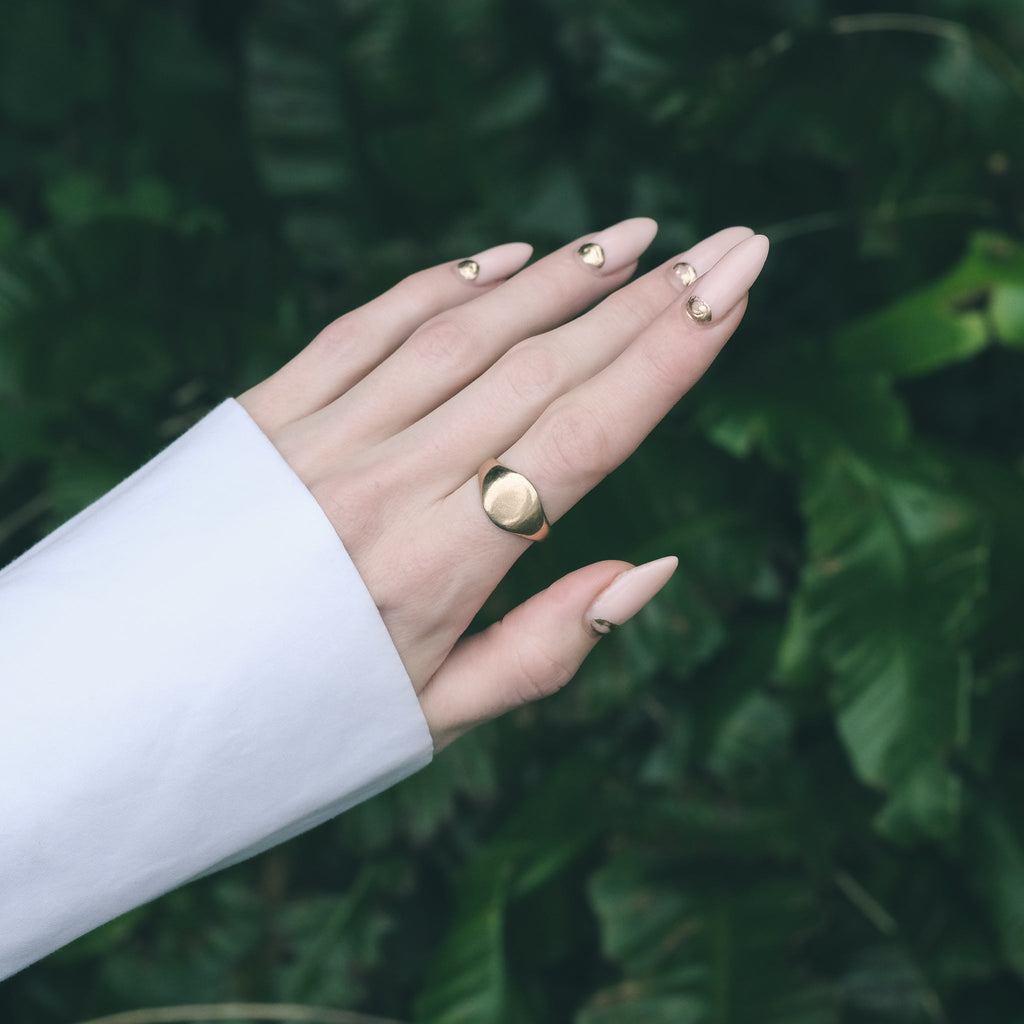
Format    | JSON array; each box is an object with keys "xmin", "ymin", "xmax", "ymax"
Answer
[{"xmin": 419, "ymin": 556, "xmax": 678, "ymax": 751}]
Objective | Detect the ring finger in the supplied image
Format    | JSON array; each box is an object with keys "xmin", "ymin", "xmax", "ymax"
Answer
[{"xmin": 445, "ymin": 233, "xmax": 770, "ymax": 546}]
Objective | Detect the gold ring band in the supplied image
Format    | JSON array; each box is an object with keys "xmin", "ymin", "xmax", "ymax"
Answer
[{"xmin": 478, "ymin": 460, "xmax": 550, "ymax": 541}]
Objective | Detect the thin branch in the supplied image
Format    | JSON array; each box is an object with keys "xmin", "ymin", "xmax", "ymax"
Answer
[
  {"xmin": 754, "ymin": 13, "xmax": 1024, "ymax": 110},
  {"xmin": 829, "ymin": 13, "xmax": 1024, "ymax": 108},
  {"xmin": 833, "ymin": 869, "xmax": 898, "ymax": 936},
  {"xmin": 829, "ymin": 13, "xmax": 970, "ymax": 45},
  {"xmin": 762, "ymin": 194, "xmax": 995, "ymax": 244},
  {"xmin": 72, "ymin": 1003, "xmax": 408, "ymax": 1024}
]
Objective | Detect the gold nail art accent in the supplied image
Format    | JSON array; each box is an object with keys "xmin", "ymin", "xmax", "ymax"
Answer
[
  {"xmin": 672, "ymin": 261, "xmax": 697, "ymax": 286},
  {"xmin": 457, "ymin": 259, "xmax": 480, "ymax": 281},
  {"xmin": 590, "ymin": 618, "xmax": 617, "ymax": 637},
  {"xmin": 686, "ymin": 295, "xmax": 712, "ymax": 323},
  {"xmin": 578, "ymin": 242, "xmax": 606, "ymax": 268}
]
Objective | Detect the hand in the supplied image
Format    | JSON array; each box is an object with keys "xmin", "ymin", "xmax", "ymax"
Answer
[{"xmin": 238, "ymin": 219, "xmax": 769, "ymax": 750}]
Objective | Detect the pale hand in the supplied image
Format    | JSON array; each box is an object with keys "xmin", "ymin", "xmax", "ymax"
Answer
[{"xmin": 238, "ymin": 219, "xmax": 769, "ymax": 750}]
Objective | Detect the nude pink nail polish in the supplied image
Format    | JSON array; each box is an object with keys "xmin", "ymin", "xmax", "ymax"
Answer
[
  {"xmin": 585, "ymin": 556, "xmax": 678, "ymax": 636},
  {"xmin": 576, "ymin": 217, "xmax": 659, "ymax": 276},
  {"xmin": 667, "ymin": 225, "xmax": 755, "ymax": 291},
  {"xmin": 454, "ymin": 241, "xmax": 534, "ymax": 285},
  {"xmin": 684, "ymin": 234, "xmax": 769, "ymax": 324}
]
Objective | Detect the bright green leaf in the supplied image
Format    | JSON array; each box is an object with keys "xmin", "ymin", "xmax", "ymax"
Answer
[
  {"xmin": 991, "ymin": 282, "xmax": 1024, "ymax": 345},
  {"xmin": 796, "ymin": 453, "xmax": 987, "ymax": 841},
  {"xmin": 835, "ymin": 233, "xmax": 1024, "ymax": 375}
]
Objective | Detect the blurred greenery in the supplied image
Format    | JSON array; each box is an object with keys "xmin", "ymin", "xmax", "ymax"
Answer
[{"xmin": 2, "ymin": 0, "xmax": 1024, "ymax": 1021}]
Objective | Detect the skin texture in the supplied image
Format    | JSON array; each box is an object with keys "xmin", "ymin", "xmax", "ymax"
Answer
[{"xmin": 238, "ymin": 220, "xmax": 770, "ymax": 750}]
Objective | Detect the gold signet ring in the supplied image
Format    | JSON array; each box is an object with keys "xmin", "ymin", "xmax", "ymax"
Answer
[{"xmin": 478, "ymin": 460, "xmax": 550, "ymax": 541}]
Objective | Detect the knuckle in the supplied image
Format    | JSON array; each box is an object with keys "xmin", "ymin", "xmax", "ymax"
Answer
[
  {"xmin": 367, "ymin": 545, "xmax": 433, "ymax": 617},
  {"xmin": 606, "ymin": 286, "xmax": 655, "ymax": 334},
  {"xmin": 391, "ymin": 265, "xmax": 441, "ymax": 306},
  {"xmin": 514, "ymin": 636, "xmax": 577, "ymax": 703},
  {"xmin": 542, "ymin": 266, "xmax": 585, "ymax": 306},
  {"xmin": 498, "ymin": 343, "xmax": 566, "ymax": 405},
  {"xmin": 314, "ymin": 465, "xmax": 387, "ymax": 550},
  {"xmin": 307, "ymin": 310, "xmax": 359, "ymax": 357},
  {"xmin": 643, "ymin": 334, "xmax": 684, "ymax": 391},
  {"xmin": 408, "ymin": 315, "xmax": 477, "ymax": 368},
  {"xmin": 541, "ymin": 399, "xmax": 613, "ymax": 477}
]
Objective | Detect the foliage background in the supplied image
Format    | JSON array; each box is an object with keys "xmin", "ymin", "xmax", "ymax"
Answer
[{"xmin": 2, "ymin": 0, "xmax": 1024, "ymax": 1021}]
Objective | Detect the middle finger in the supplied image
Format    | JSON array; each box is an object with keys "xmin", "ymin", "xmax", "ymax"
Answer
[{"xmin": 401, "ymin": 225, "xmax": 756, "ymax": 492}]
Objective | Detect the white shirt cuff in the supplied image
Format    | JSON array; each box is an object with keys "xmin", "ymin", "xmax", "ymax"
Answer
[{"xmin": 0, "ymin": 400, "xmax": 433, "ymax": 979}]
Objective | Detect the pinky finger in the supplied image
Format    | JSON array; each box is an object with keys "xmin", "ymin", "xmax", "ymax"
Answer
[
  {"xmin": 418, "ymin": 556, "xmax": 678, "ymax": 751},
  {"xmin": 239, "ymin": 241, "xmax": 533, "ymax": 433}
]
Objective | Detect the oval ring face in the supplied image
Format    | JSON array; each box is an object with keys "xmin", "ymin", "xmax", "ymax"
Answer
[{"xmin": 479, "ymin": 464, "xmax": 548, "ymax": 539}]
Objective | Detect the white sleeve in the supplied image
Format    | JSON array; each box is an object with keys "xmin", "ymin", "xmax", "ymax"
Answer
[{"xmin": 0, "ymin": 400, "xmax": 434, "ymax": 980}]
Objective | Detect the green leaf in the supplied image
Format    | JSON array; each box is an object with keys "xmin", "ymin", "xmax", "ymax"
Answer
[
  {"xmin": 967, "ymin": 799, "xmax": 1024, "ymax": 978},
  {"xmin": 838, "ymin": 944, "xmax": 945, "ymax": 1019},
  {"xmin": 587, "ymin": 854, "xmax": 697, "ymax": 978},
  {"xmin": 795, "ymin": 453, "xmax": 986, "ymax": 841},
  {"xmin": 705, "ymin": 690, "xmax": 793, "ymax": 785},
  {"xmin": 46, "ymin": 906, "xmax": 149, "ymax": 963},
  {"xmin": 277, "ymin": 862, "xmax": 402, "ymax": 1006},
  {"xmin": 338, "ymin": 728, "xmax": 498, "ymax": 852},
  {"xmin": 415, "ymin": 761, "xmax": 601, "ymax": 1024},
  {"xmin": 703, "ymin": 361, "xmax": 911, "ymax": 468},
  {"xmin": 577, "ymin": 973, "xmax": 706, "ymax": 1024},
  {"xmin": 585, "ymin": 855, "xmax": 837, "ymax": 1024},
  {"xmin": 991, "ymin": 282, "xmax": 1024, "ymax": 345},
  {"xmin": 834, "ymin": 233, "xmax": 1024, "ymax": 375},
  {"xmin": 837, "ymin": 287, "xmax": 989, "ymax": 376},
  {"xmin": 44, "ymin": 172, "xmax": 109, "ymax": 226},
  {"xmin": 414, "ymin": 867, "xmax": 510, "ymax": 1024}
]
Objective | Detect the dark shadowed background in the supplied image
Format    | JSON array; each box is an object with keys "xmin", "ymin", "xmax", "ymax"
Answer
[{"xmin": 2, "ymin": 1, "xmax": 1024, "ymax": 1021}]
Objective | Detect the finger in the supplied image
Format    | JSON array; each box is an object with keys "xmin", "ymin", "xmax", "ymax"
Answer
[
  {"xmin": 239, "ymin": 241, "xmax": 533, "ymax": 432},
  {"xmin": 492, "ymin": 233, "xmax": 770, "ymax": 522},
  {"xmin": 418, "ymin": 557, "xmax": 678, "ymax": 749},
  {"xmin": 408, "ymin": 225, "xmax": 755, "ymax": 480},
  {"xmin": 291, "ymin": 218, "xmax": 659, "ymax": 451}
]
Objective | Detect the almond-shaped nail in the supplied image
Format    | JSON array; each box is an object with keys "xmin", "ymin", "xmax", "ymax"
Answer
[
  {"xmin": 684, "ymin": 234, "xmax": 769, "ymax": 324},
  {"xmin": 576, "ymin": 217, "xmax": 658, "ymax": 276},
  {"xmin": 454, "ymin": 241, "xmax": 534, "ymax": 285},
  {"xmin": 585, "ymin": 556, "xmax": 678, "ymax": 636},
  {"xmin": 668, "ymin": 225, "xmax": 755, "ymax": 291}
]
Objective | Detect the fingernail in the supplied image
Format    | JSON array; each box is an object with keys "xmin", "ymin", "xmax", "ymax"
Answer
[
  {"xmin": 585, "ymin": 556, "xmax": 678, "ymax": 637},
  {"xmin": 672, "ymin": 261, "xmax": 698, "ymax": 286},
  {"xmin": 684, "ymin": 234, "xmax": 769, "ymax": 324},
  {"xmin": 667, "ymin": 225, "xmax": 755, "ymax": 292},
  {"xmin": 576, "ymin": 217, "xmax": 658, "ymax": 276},
  {"xmin": 455, "ymin": 241, "xmax": 534, "ymax": 285}
]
